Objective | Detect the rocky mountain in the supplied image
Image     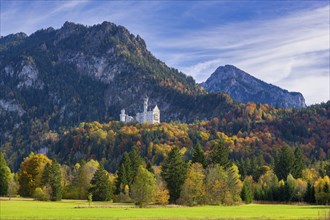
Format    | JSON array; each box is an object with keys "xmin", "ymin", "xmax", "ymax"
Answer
[
  {"xmin": 0, "ymin": 21, "xmax": 238, "ymax": 166},
  {"xmin": 200, "ymin": 65, "xmax": 306, "ymax": 108},
  {"xmin": 0, "ymin": 21, "xmax": 327, "ymax": 172}
]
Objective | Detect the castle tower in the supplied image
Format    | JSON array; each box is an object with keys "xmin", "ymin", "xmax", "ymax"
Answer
[
  {"xmin": 144, "ymin": 96, "xmax": 148, "ymax": 113},
  {"xmin": 120, "ymin": 109, "xmax": 126, "ymax": 122},
  {"xmin": 153, "ymin": 105, "xmax": 160, "ymax": 123}
]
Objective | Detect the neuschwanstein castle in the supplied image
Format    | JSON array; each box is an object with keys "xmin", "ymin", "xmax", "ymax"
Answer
[{"xmin": 120, "ymin": 96, "xmax": 160, "ymax": 124}]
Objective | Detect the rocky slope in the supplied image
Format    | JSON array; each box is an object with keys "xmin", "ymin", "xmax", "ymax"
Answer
[
  {"xmin": 0, "ymin": 21, "xmax": 236, "ymax": 163},
  {"xmin": 200, "ymin": 65, "xmax": 306, "ymax": 108}
]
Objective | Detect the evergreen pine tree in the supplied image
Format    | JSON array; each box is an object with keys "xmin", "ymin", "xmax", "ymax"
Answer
[
  {"xmin": 146, "ymin": 160, "xmax": 154, "ymax": 174},
  {"xmin": 274, "ymin": 146, "xmax": 294, "ymax": 180},
  {"xmin": 89, "ymin": 166, "xmax": 112, "ymax": 201},
  {"xmin": 161, "ymin": 147, "xmax": 187, "ymax": 203},
  {"xmin": 241, "ymin": 180, "xmax": 253, "ymax": 204},
  {"xmin": 192, "ymin": 143, "xmax": 206, "ymax": 168},
  {"xmin": 292, "ymin": 147, "xmax": 305, "ymax": 178},
  {"xmin": 323, "ymin": 182, "xmax": 329, "ymax": 193},
  {"xmin": 129, "ymin": 147, "xmax": 144, "ymax": 184},
  {"xmin": 208, "ymin": 139, "xmax": 229, "ymax": 167},
  {"xmin": 304, "ymin": 182, "xmax": 316, "ymax": 203},
  {"xmin": 0, "ymin": 152, "xmax": 10, "ymax": 196},
  {"xmin": 49, "ymin": 162, "xmax": 62, "ymax": 201},
  {"xmin": 115, "ymin": 153, "xmax": 132, "ymax": 194}
]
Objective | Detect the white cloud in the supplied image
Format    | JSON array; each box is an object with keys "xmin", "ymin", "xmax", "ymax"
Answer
[
  {"xmin": 1, "ymin": 2, "xmax": 329, "ymax": 104},
  {"xmin": 158, "ymin": 5, "xmax": 329, "ymax": 104}
]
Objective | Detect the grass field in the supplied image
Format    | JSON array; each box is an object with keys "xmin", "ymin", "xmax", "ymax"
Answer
[{"xmin": 0, "ymin": 198, "xmax": 329, "ymax": 219}]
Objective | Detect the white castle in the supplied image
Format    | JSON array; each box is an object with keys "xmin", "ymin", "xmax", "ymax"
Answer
[{"xmin": 120, "ymin": 96, "xmax": 160, "ymax": 124}]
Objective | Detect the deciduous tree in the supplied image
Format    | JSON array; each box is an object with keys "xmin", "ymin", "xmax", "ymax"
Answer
[
  {"xmin": 18, "ymin": 153, "xmax": 52, "ymax": 197},
  {"xmin": 179, "ymin": 163, "xmax": 206, "ymax": 206},
  {"xmin": 0, "ymin": 152, "xmax": 10, "ymax": 196},
  {"xmin": 130, "ymin": 165, "xmax": 156, "ymax": 207}
]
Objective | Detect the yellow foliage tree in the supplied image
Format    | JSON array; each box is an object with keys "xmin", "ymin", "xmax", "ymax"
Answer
[
  {"xmin": 18, "ymin": 153, "xmax": 52, "ymax": 197},
  {"xmin": 178, "ymin": 163, "xmax": 206, "ymax": 206}
]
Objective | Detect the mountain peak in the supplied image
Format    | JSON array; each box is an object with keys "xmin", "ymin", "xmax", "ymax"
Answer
[{"xmin": 202, "ymin": 65, "xmax": 306, "ymax": 108}]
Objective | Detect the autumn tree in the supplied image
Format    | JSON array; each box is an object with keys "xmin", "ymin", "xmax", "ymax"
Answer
[
  {"xmin": 179, "ymin": 163, "xmax": 206, "ymax": 206},
  {"xmin": 0, "ymin": 152, "xmax": 10, "ymax": 196},
  {"xmin": 7, "ymin": 174, "xmax": 19, "ymax": 198},
  {"xmin": 130, "ymin": 165, "xmax": 156, "ymax": 207},
  {"xmin": 89, "ymin": 166, "xmax": 113, "ymax": 201},
  {"xmin": 254, "ymin": 170, "xmax": 279, "ymax": 201},
  {"xmin": 226, "ymin": 164, "xmax": 243, "ymax": 204},
  {"xmin": 18, "ymin": 153, "xmax": 52, "ymax": 197},
  {"xmin": 161, "ymin": 147, "xmax": 187, "ymax": 203},
  {"xmin": 68, "ymin": 160, "xmax": 99, "ymax": 199},
  {"xmin": 205, "ymin": 164, "xmax": 228, "ymax": 205},
  {"xmin": 314, "ymin": 176, "xmax": 330, "ymax": 204},
  {"xmin": 154, "ymin": 173, "xmax": 169, "ymax": 205}
]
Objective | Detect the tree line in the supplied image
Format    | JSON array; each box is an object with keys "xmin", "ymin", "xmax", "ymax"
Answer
[{"xmin": 1, "ymin": 137, "xmax": 330, "ymax": 206}]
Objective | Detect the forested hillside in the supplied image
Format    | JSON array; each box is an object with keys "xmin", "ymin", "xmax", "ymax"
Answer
[{"xmin": 1, "ymin": 101, "xmax": 328, "ymax": 172}]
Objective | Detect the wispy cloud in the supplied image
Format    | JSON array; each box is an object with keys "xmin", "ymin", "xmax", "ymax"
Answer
[
  {"xmin": 155, "ymin": 5, "xmax": 329, "ymax": 104},
  {"xmin": 0, "ymin": 1, "xmax": 329, "ymax": 104}
]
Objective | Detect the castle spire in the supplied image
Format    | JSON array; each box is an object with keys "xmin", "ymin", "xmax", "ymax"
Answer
[{"xmin": 144, "ymin": 96, "xmax": 148, "ymax": 113}]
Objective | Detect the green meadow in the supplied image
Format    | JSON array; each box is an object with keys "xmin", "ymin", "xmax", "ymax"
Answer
[{"xmin": 0, "ymin": 199, "xmax": 329, "ymax": 220}]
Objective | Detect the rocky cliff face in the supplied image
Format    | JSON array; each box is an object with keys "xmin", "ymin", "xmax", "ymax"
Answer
[
  {"xmin": 201, "ymin": 65, "xmax": 306, "ymax": 108},
  {"xmin": 0, "ymin": 21, "xmax": 234, "ymax": 140}
]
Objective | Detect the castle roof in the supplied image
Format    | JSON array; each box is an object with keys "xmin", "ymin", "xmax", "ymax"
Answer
[{"xmin": 153, "ymin": 105, "xmax": 159, "ymax": 112}]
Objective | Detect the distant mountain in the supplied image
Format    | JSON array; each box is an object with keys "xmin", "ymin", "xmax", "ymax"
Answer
[{"xmin": 200, "ymin": 65, "xmax": 306, "ymax": 108}]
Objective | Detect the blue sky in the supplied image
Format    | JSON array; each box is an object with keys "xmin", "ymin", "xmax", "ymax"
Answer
[{"xmin": 1, "ymin": 0, "xmax": 329, "ymax": 105}]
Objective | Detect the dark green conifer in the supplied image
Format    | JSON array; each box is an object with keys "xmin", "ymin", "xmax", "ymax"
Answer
[
  {"xmin": 208, "ymin": 139, "xmax": 229, "ymax": 167},
  {"xmin": 292, "ymin": 147, "xmax": 305, "ymax": 178},
  {"xmin": 304, "ymin": 182, "xmax": 316, "ymax": 203},
  {"xmin": 192, "ymin": 143, "xmax": 206, "ymax": 168},
  {"xmin": 161, "ymin": 147, "xmax": 187, "ymax": 203},
  {"xmin": 49, "ymin": 162, "xmax": 62, "ymax": 201},
  {"xmin": 274, "ymin": 146, "xmax": 294, "ymax": 180},
  {"xmin": 129, "ymin": 147, "xmax": 144, "ymax": 184},
  {"xmin": 241, "ymin": 181, "xmax": 253, "ymax": 204},
  {"xmin": 115, "ymin": 153, "xmax": 132, "ymax": 194},
  {"xmin": 89, "ymin": 166, "xmax": 112, "ymax": 201}
]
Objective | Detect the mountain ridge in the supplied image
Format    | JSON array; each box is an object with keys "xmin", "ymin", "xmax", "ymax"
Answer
[
  {"xmin": 200, "ymin": 65, "xmax": 306, "ymax": 108},
  {"xmin": 0, "ymin": 21, "xmax": 328, "ymax": 173}
]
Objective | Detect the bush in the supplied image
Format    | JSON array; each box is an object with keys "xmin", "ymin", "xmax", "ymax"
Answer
[
  {"xmin": 315, "ymin": 192, "xmax": 330, "ymax": 205},
  {"xmin": 33, "ymin": 187, "xmax": 50, "ymax": 201}
]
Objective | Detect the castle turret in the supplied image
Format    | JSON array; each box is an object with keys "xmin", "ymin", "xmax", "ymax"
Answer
[
  {"xmin": 120, "ymin": 109, "xmax": 126, "ymax": 122},
  {"xmin": 144, "ymin": 96, "xmax": 148, "ymax": 113}
]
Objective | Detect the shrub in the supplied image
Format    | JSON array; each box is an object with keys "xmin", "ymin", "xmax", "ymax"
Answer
[{"xmin": 33, "ymin": 187, "xmax": 50, "ymax": 201}]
